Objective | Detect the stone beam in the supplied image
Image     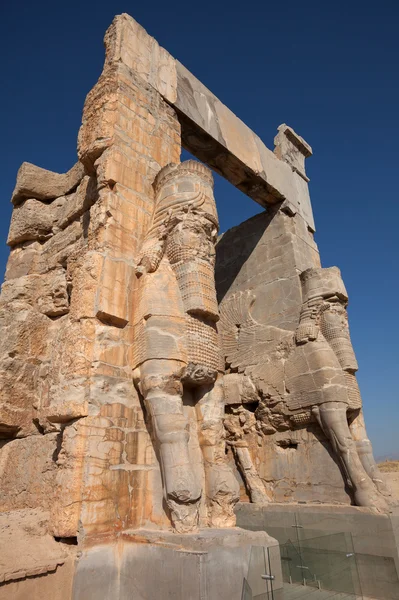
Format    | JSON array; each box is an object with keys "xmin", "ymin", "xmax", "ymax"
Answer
[
  {"xmin": 103, "ymin": 14, "xmax": 315, "ymax": 231},
  {"xmin": 174, "ymin": 62, "xmax": 314, "ymax": 231}
]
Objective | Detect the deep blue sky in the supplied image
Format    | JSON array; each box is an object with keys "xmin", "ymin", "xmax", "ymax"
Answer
[{"xmin": 1, "ymin": 1, "xmax": 398, "ymax": 459}]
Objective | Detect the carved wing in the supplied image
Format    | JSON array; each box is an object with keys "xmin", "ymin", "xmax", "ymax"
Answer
[{"xmin": 219, "ymin": 291, "xmax": 292, "ymax": 398}]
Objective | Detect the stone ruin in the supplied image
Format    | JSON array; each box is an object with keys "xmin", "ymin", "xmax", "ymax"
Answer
[{"xmin": 0, "ymin": 13, "xmax": 394, "ymax": 600}]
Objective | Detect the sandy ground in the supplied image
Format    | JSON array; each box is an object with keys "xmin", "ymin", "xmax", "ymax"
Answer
[
  {"xmin": 378, "ymin": 461, "xmax": 399, "ymax": 500},
  {"xmin": 384, "ymin": 472, "xmax": 399, "ymax": 499}
]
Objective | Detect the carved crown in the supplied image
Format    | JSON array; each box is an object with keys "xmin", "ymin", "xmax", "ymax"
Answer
[{"xmin": 153, "ymin": 160, "xmax": 214, "ymax": 194}]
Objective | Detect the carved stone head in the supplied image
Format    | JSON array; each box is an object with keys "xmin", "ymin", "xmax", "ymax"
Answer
[
  {"xmin": 299, "ymin": 267, "xmax": 358, "ymax": 372},
  {"xmin": 300, "ymin": 266, "xmax": 348, "ymax": 304},
  {"xmin": 152, "ymin": 160, "xmax": 218, "ymax": 258}
]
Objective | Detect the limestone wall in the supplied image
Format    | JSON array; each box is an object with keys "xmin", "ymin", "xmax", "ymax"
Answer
[{"xmin": 0, "ymin": 15, "xmax": 181, "ymax": 545}]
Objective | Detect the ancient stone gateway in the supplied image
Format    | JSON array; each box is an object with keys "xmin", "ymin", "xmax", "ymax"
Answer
[{"xmin": 0, "ymin": 13, "xmax": 394, "ymax": 600}]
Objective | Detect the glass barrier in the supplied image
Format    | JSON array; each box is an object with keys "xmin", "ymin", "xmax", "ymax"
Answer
[
  {"xmin": 242, "ymin": 544, "xmax": 286, "ymax": 600},
  {"xmin": 352, "ymin": 552, "xmax": 399, "ymax": 600},
  {"xmin": 242, "ymin": 514, "xmax": 399, "ymax": 600},
  {"xmin": 280, "ymin": 532, "xmax": 361, "ymax": 597},
  {"xmin": 243, "ymin": 545, "xmax": 271, "ymax": 599},
  {"xmin": 243, "ymin": 540, "xmax": 359, "ymax": 600}
]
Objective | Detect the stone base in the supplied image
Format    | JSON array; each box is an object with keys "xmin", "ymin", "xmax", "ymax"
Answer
[
  {"xmin": 72, "ymin": 527, "xmax": 282, "ymax": 600},
  {"xmin": 236, "ymin": 502, "xmax": 399, "ymax": 600}
]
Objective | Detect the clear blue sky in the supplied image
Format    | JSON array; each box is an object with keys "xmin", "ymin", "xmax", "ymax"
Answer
[{"xmin": 1, "ymin": 1, "xmax": 398, "ymax": 459}]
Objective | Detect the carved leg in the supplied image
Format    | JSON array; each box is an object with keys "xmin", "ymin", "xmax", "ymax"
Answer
[
  {"xmin": 349, "ymin": 409, "xmax": 392, "ymax": 498},
  {"xmin": 195, "ymin": 376, "xmax": 240, "ymax": 527},
  {"xmin": 136, "ymin": 359, "xmax": 202, "ymax": 532},
  {"xmin": 313, "ymin": 402, "xmax": 388, "ymax": 512},
  {"xmin": 233, "ymin": 446, "xmax": 270, "ymax": 505}
]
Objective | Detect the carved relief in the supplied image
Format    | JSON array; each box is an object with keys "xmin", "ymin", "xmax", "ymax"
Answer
[
  {"xmin": 219, "ymin": 267, "xmax": 391, "ymax": 511},
  {"xmin": 132, "ymin": 160, "xmax": 239, "ymax": 532}
]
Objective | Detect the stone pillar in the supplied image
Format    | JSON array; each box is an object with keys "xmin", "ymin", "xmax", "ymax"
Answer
[{"xmin": 0, "ymin": 14, "xmax": 181, "ymax": 548}]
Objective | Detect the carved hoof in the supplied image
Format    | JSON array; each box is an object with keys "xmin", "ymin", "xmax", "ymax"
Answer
[
  {"xmin": 250, "ymin": 489, "xmax": 271, "ymax": 505},
  {"xmin": 168, "ymin": 499, "xmax": 200, "ymax": 533},
  {"xmin": 354, "ymin": 483, "xmax": 390, "ymax": 513},
  {"xmin": 206, "ymin": 464, "xmax": 240, "ymax": 502},
  {"xmin": 371, "ymin": 476, "xmax": 392, "ymax": 498},
  {"xmin": 167, "ymin": 466, "xmax": 202, "ymax": 505},
  {"xmin": 205, "ymin": 464, "xmax": 240, "ymax": 527}
]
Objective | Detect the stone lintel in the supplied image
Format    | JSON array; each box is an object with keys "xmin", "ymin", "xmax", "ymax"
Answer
[
  {"xmin": 173, "ymin": 61, "xmax": 315, "ymax": 230},
  {"xmin": 9, "ymin": 15, "xmax": 316, "ymax": 231},
  {"xmin": 102, "ymin": 13, "xmax": 316, "ymax": 232}
]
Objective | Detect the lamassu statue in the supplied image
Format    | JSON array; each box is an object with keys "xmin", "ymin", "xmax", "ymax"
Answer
[
  {"xmin": 220, "ymin": 267, "xmax": 391, "ymax": 511},
  {"xmin": 133, "ymin": 160, "xmax": 239, "ymax": 532}
]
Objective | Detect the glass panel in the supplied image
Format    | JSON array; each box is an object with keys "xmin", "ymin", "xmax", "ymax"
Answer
[
  {"xmin": 280, "ymin": 538, "xmax": 316, "ymax": 585},
  {"xmin": 246, "ymin": 545, "xmax": 269, "ymax": 599},
  {"xmin": 244, "ymin": 545, "xmax": 282, "ymax": 600},
  {"xmin": 353, "ymin": 552, "xmax": 399, "ymax": 600},
  {"xmin": 266, "ymin": 543, "xmax": 284, "ymax": 600},
  {"xmin": 277, "ymin": 532, "xmax": 363, "ymax": 599},
  {"xmin": 298, "ymin": 533, "xmax": 360, "ymax": 595},
  {"xmin": 241, "ymin": 577, "xmax": 253, "ymax": 600},
  {"xmin": 241, "ymin": 511, "xmax": 399, "ymax": 599}
]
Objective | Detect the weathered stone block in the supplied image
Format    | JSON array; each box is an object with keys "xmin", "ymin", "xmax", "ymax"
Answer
[
  {"xmin": 104, "ymin": 13, "xmax": 177, "ymax": 103},
  {"xmin": 0, "ymin": 306, "xmax": 50, "ymax": 360},
  {"xmin": 50, "ymin": 419, "xmax": 87, "ymax": 537},
  {"xmin": 0, "ymin": 357, "xmax": 38, "ymax": 437},
  {"xmin": 274, "ymin": 123, "xmax": 312, "ymax": 182},
  {"xmin": 36, "ymin": 268, "xmax": 69, "ymax": 317},
  {"xmin": 259, "ymin": 427, "xmax": 350, "ymax": 504},
  {"xmin": 46, "ymin": 318, "xmax": 95, "ymax": 406},
  {"xmin": 72, "ymin": 529, "xmax": 281, "ymax": 600},
  {"xmin": 7, "ymin": 199, "xmax": 56, "ymax": 246},
  {"xmin": 57, "ymin": 176, "xmax": 97, "ymax": 230},
  {"xmin": 0, "ymin": 435, "xmax": 58, "ymax": 511},
  {"xmin": 68, "ymin": 251, "xmax": 103, "ymax": 320},
  {"xmin": 12, "ymin": 161, "xmax": 84, "ymax": 204},
  {"xmin": 0, "ymin": 269, "xmax": 69, "ymax": 317},
  {"xmin": 0, "ymin": 508, "xmax": 73, "ymax": 590},
  {"xmin": 4, "ymin": 242, "xmax": 41, "ymax": 280},
  {"xmin": 37, "ymin": 220, "xmax": 84, "ymax": 273},
  {"xmin": 96, "ymin": 257, "xmax": 133, "ymax": 328},
  {"xmin": 0, "ymin": 274, "xmax": 41, "ymax": 307}
]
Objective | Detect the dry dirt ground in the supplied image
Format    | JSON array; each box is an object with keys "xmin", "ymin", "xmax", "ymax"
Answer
[{"xmin": 379, "ymin": 460, "xmax": 399, "ymax": 499}]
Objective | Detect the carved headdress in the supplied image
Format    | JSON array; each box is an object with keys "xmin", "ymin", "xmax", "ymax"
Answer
[{"xmin": 148, "ymin": 160, "xmax": 218, "ymax": 236}]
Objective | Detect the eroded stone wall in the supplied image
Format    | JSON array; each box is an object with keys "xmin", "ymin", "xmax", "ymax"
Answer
[{"xmin": 0, "ymin": 14, "xmax": 181, "ymax": 548}]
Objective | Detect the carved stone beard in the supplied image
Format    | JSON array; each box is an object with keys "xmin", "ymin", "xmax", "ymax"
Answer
[
  {"xmin": 164, "ymin": 212, "xmax": 221, "ymax": 387},
  {"xmin": 165, "ymin": 211, "xmax": 220, "ymax": 325},
  {"xmin": 320, "ymin": 301, "xmax": 358, "ymax": 373}
]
